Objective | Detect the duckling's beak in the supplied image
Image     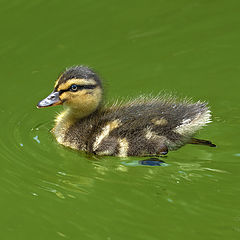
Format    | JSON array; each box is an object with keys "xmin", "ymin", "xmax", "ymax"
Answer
[{"xmin": 37, "ymin": 91, "xmax": 62, "ymax": 108}]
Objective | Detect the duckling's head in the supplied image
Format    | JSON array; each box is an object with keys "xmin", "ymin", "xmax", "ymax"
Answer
[{"xmin": 37, "ymin": 66, "xmax": 103, "ymax": 116}]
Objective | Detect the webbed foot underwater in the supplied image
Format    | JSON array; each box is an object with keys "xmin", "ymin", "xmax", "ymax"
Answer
[{"xmin": 37, "ymin": 66, "xmax": 216, "ymax": 157}]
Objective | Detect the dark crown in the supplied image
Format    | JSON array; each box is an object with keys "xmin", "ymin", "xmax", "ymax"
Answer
[{"xmin": 56, "ymin": 66, "xmax": 102, "ymax": 88}]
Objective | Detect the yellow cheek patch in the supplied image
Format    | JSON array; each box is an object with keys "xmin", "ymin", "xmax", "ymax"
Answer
[
  {"xmin": 59, "ymin": 92, "xmax": 69, "ymax": 100},
  {"xmin": 57, "ymin": 78, "xmax": 97, "ymax": 91},
  {"xmin": 60, "ymin": 90, "xmax": 96, "ymax": 109}
]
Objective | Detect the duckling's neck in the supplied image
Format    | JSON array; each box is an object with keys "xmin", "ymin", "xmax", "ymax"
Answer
[
  {"xmin": 52, "ymin": 106, "xmax": 97, "ymax": 143},
  {"xmin": 56, "ymin": 106, "xmax": 96, "ymax": 127},
  {"xmin": 66, "ymin": 106, "xmax": 95, "ymax": 119}
]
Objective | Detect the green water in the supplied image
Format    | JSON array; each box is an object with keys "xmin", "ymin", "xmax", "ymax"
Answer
[{"xmin": 1, "ymin": 0, "xmax": 240, "ymax": 239}]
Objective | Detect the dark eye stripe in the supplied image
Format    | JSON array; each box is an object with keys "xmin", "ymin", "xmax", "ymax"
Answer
[
  {"xmin": 75, "ymin": 84, "xmax": 97, "ymax": 90},
  {"xmin": 58, "ymin": 84, "xmax": 97, "ymax": 95}
]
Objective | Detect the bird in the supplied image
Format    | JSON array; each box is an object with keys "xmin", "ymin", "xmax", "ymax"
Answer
[{"xmin": 37, "ymin": 65, "xmax": 216, "ymax": 157}]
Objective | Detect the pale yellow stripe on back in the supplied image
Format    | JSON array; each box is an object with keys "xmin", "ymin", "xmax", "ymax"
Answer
[{"xmin": 93, "ymin": 119, "xmax": 121, "ymax": 151}]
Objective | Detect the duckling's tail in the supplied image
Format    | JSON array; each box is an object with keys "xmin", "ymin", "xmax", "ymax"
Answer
[{"xmin": 189, "ymin": 138, "xmax": 216, "ymax": 147}]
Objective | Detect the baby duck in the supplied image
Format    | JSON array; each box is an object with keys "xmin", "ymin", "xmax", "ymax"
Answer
[{"xmin": 37, "ymin": 66, "xmax": 216, "ymax": 157}]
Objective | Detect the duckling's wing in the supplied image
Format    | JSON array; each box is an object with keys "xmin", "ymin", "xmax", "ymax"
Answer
[
  {"xmin": 101, "ymin": 97, "xmax": 211, "ymax": 150},
  {"xmin": 107, "ymin": 97, "xmax": 211, "ymax": 134}
]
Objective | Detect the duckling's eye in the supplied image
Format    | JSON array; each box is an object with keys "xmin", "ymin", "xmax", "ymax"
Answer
[{"xmin": 70, "ymin": 84, "xmax": 78, "ymax": 92}]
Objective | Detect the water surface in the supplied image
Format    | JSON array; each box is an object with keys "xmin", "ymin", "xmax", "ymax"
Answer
[{"xmin": 0, "ymin": 0, "xmax": 240, "ymax": 239}]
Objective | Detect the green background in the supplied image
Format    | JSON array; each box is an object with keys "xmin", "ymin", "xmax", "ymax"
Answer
[{"xmin": 0, "ymin": 0, "xmax": 240, "ymax": 239}]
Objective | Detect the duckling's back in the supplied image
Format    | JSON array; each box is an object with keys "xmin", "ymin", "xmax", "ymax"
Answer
[{"xmin": 60, "ymin": 96, "xmax": 212, "ymax": 157}]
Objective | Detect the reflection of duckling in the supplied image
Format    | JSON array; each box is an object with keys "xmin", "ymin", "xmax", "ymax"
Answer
[{"xmin": 37, "ymin": 66, "xmax": 216, "ymax": 157}]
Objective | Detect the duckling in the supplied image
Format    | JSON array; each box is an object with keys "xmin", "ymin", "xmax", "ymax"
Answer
[{"xmin": 37, "ymin": 66, "xmax": 216, "ymax": 157}]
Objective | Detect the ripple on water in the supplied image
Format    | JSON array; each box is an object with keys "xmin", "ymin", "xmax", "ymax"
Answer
[{"xmin": 0, "ymin": 108, "xmax": 56, "ymax": 195}]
